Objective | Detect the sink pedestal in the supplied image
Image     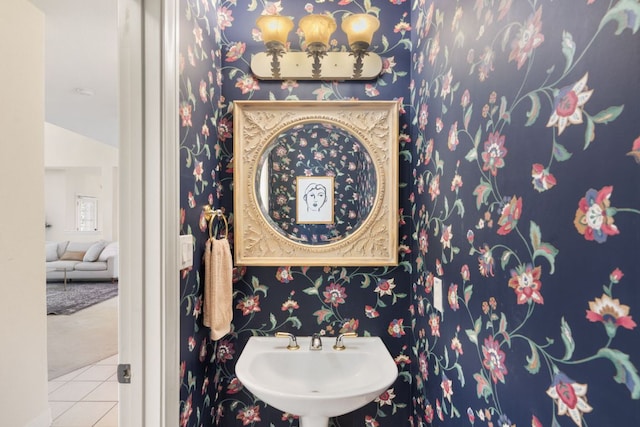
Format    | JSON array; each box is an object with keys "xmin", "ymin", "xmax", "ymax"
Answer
[{"xmin": 300, "ymin": 416, "xmax": 330, "ymax": 427}]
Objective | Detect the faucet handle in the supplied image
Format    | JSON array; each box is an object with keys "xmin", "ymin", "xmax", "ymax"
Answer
[
  {"xmin": 333, "ymin": 332, "xmax": 357, "ymax": 351},
  {"xmin": 310, "ymin": 333, "xmax": 323, "ymax": 350},
  {"xmin": 275, "ymin": 332, "xmax": 300, "ymax": 350}
]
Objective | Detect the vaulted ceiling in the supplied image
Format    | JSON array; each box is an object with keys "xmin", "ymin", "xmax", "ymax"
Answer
[{"xmin": 30, "ymin": 0, "xmax": 119, "ymax": 147}]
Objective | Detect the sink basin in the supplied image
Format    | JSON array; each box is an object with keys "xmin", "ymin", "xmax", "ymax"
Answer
[{"xmin": 235, "ymin": 336, "xmax": 398, "ymax": 427}]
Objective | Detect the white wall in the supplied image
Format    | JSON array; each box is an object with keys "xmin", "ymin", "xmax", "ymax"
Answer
[
  {"xmin": 44, "ymin": 123, "xmax": 119, "ymax": 242},
  {"xmin": 0, "ymin": 1, "xmax": 51, "ymax": 426}
]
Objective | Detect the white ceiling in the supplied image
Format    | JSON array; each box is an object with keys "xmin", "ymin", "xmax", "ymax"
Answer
[{"xmin": 30, "ymin": 0, "xmax": 119, "ymax": 147}]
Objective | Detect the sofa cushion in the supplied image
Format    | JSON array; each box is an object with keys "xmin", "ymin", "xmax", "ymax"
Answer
[
  {"xmin": 46, "ymin": 243, "xmax": 59, "ymax": 262},
  {"xmin": 83, "ymin": 240, "xmax": 108, "ymax": 262},
  {"xmin": 47, "ymin": 260, "xmax": 80, "ymax": 270},
  {"xmin": 56, "ymin": 241, "xmax": 69, "ymax": 258},
  {"xmin": 66, "ymin": 241, "xmax": 95, "ymax": 252},
  {"xmin": 73, "ymin": 261, "xmax": 108, "ymax": 271},
  {"xmin": 60, "ymin": 251, "xmax": 85, "ymax": 261},
  {"xmin": 98, "ymin": 242, "xmax": 118, "ymax": 261}
]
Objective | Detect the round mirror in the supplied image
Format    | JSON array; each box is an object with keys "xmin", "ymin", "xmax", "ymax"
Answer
[{"xmin": 255, "ymin": 121, "xmax": 377, "ymax": 245}]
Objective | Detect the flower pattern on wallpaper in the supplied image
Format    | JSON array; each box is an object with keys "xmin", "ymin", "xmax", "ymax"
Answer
[
  {"xmin": 179, "ymin": 0, "xmax": 414, "ymax": 426},
  {"xmin": 411, "ymin": 1, "xmax": 639, "ymax": 427}
]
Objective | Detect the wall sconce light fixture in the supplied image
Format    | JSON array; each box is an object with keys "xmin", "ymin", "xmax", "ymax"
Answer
[{"xmin": 252, "ymin": 13, "xmax": 381, "ymax": 81}]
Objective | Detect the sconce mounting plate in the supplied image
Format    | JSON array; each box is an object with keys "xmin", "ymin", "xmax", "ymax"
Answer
[{"xmin": 250, "ymin": 51, "xmax": 383, "ymax": 81}]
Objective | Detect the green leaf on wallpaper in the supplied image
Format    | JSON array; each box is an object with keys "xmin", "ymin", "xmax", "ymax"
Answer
[
  {"xmin": 525, "ymin": 92, "xmax": 541, "ymax": 126},
  {"xmin": 464, "ymin": 285, "xmax": 473, "ymax": 305},
  {"xmin": 399, "ymin": 261, "xmax": 413, "ymax": 273},
  {"xmin": 228, "ymin": 68, "xmax": 239, "ymax": 80},
  {"xmin": 465, "ymin": 328, "xmax": 478, "ymax": 345},
  {"xmin": 499, "ymin": 96, "xmax": 508, "ymax": 120},
  {"xmin": 269, "ymin": 313, "xmax": 277, "ymax": 329},
  {"xmin": 501, "ymin": 25, "xmax": 512, "ymax": 52},
  {"xmin": 553, "ymin": 142, "xmax": 573, "ymax": 162},
  {"xmin": 399, "ymin": 38, "xmax": 412, "ymax": 51},
  {"xmin": 251, "ymin": 276, "xmax": 268, "ymax": 296},
  {"xmin": 381, "ymin": 34, "xmax": 390, "ymax": 51},
  {"xmin": 560, "ymin": 317, "xmax": 575, "ymax": 360},
  {"xmin": 473, "ymin": 371, "xmax": 492, "ymax": 401},
  {"xmin": 561, "ymin": 31, "xmax": 575, "ymax": 74},
  {"xmin": 584, "ymin": 116, "xmax": 596, "ymax": 149},
  {"xmin": 465, "ymin": 147, "xmax": 478, "ymax": 162},
  {"xmin": 592, "ymin": 105, "xmax": 624, "ymax": 124},
  {"xmin": 360, "ymin": 275, "xmax": 371, "ymax": 289},
  {"xmin": 473, "ymin": 180, "xmax": 492, "ymax": 209},
  {"xmin": 303, "ymin": 286, "xmax": 318, "ymax": 296},
  {"xmin": 463, "ymin": 105, "xmax": 473, "ymax": 130},
  {"xmin": 455, "ymin": 363, "xmax": 466, "ymax": 387},
  {"xmin": 474, "ymin": 126, "xmax": 482, "ymax": 148},
  {"xmin": 525, "ymin": 341, "xmax": 541, "ymax": 374},
  {"xmin": 287, "ymin": 316, "xmax": 302, "ymax": 330},
  {"xmin": 533, "ymin": 243, "xmax": 559, "ymax": 274},
  {"xmin": 465, "ymin": 316, "xmax": 482, "ymax": 344},
  {"xmin": 498, "ymin": 312, "xmax": 509, "ymax": 345},
  {"xmin": 597, "ymin": 348, "xmax": 640, "ymax": 398},
  {"xmin": 184, "ymin": 295, "xmax": 192, "ymax": 316},
  {"xmin": 500, "ymin": 250, "xmax": 512, "ymax": 270},
  {"xmin": 202, "ymin": 17, "xmax": 211, "ymax": 38},
  {"xmin": 313, "ymin": 308, "xmax": 334, "ymax": 324},
  {"xmin": 529, "ymin": 221, "xmax": 542, "ymax": 249},
  {"xmin": 247, "ymin": 0, "xmax": 258, "ymax": 12},
  {"xmin": 453, "ymin": 199, "xmax": 465, "ymax": 218},
  {"xmin": 599, "ymin": 0, "xmax": 640, "ymax": 35}
]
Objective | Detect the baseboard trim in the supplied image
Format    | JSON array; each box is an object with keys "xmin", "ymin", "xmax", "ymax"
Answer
[{"xmin": 26, "ymin": 408, "xmax": 52, "ymax": 427}]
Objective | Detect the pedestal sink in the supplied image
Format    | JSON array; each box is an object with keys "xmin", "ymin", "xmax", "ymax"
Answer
[{"xmin": 235, "ymin": 335, "xmax": 398, "ymax": 427}]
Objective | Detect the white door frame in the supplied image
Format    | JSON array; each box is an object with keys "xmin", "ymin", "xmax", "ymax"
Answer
[{"xmin": 118, "ymin": 0, "xmax": 180, "ymax": 425}]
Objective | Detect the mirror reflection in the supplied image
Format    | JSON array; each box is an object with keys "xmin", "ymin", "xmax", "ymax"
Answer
[{"xmin": 256, "ymin": 121, "xmax": 377, "ymax": 245}]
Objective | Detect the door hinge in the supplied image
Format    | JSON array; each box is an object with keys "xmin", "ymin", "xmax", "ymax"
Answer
[{"xmin": 117, "ymin": 363, "xmax": 131, "ymax": 384}]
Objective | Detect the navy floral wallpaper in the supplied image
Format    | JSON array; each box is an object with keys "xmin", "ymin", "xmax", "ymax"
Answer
[
  {"xmin": 179, "ymin": 1, "xmax": 640, "ymax": 426},
  {"xmin": 411, "ymin": 1, "xmax": 640, "ymax": 426},
  {"xmin": 179, "ymin": 1, "xmax": 413, "ymax": 426}
]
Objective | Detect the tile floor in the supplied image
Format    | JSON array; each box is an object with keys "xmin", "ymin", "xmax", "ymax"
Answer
[{"xmin": 48, "ymin": 354, "xmax": 118, "ymax": 427}]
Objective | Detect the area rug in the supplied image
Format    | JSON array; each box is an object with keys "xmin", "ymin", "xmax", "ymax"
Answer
[
  {"xmin": 47, "ymin": 281, "xmax": 118, "ymax": 315},
  {"xmin": 48, "ymin": 296, "xmax": 118, "ymax": 379}
]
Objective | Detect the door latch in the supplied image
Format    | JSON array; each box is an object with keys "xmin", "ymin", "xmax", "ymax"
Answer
[{"xmin": 117, "ymin": 363, "xmax": 131, "ymax": 384}]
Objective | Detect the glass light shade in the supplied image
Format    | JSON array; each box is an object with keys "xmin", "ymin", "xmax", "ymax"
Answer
[
  {"xmin": 256, "ymin": 15, "xmax": 294, "ymax": 46},
  {"xmin": 341, "ymin": 14, "xmax": 380, "ymax": 48},
  {"xmin": 298, "ymin": 14, "xmax": 337, "ymax": 46}
]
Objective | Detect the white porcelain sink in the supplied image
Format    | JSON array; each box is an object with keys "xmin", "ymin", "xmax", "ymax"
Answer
[{"xmin": 235, "ymin": 335, "xmax": 398, "ymax": 427}]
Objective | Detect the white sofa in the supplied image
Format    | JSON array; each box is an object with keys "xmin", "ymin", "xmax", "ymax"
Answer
[{"xmin": 46, "ymin": 240, "xmax": 119, "ymax": 282}]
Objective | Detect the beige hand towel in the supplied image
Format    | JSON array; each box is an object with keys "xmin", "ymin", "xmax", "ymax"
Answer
[{"xmin": 203, "ymin": 237, "xmax": 233, "ymax": 341}]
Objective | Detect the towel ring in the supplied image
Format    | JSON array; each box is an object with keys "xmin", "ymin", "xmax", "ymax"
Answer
[{"xmin": 203, "ymin": 205, "xmax": 228, "ymax": 240}]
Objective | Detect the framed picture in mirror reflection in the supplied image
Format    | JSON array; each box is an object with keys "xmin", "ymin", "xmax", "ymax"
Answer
[{"xmin": 296, "ymin": 176, "xmax": 334, "ymax": 224}]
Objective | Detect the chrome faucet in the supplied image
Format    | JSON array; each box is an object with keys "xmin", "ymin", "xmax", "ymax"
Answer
[
  {"xmin": 310, "ymin": 333, "xmax": 323, "ymax": 350},
  {"xmin": 275, "ymin": 332, "xmax": 299, "ymax": 350},
  {"xmin": 333, "ymin": 332, "xmax": 357, "ymax": 350}
]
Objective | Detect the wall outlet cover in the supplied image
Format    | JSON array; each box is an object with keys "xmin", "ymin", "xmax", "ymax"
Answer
[
  {"xmin": 179, "ymin": 234, "xmax": 194, "ymax": 269},
  {"xmin": 433, "ymin": 277, "xmax": 444, "ymax": 313}
]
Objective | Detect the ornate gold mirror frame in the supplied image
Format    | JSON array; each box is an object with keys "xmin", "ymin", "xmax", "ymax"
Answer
[{"xmin": 233, "ymin": 100, "xmax": 399, "ymax": 266}]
